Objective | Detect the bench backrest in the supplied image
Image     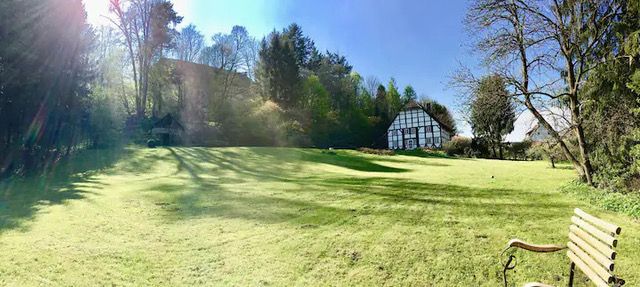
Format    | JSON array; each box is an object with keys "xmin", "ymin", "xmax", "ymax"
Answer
[{"xmin": 567, "ymin": 208, "xmax": 622, "ymax": 287}]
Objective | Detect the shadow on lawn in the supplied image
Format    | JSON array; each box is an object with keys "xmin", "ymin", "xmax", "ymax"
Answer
[
  {"xmin": 0, "ymin": 148, "xmax": 130, "ymax": 233},
  {"xmin": 166, "ymin": 147, "xmax": 409, "ymax": 182},
  {"xmin": 156, "ymin": 148, "xmax": 571, "ymax": 227}
]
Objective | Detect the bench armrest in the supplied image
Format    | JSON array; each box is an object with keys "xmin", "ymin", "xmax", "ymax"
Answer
[{"xmin": 505, "ymin": 238, "xmax": 566, "ymax": 253}]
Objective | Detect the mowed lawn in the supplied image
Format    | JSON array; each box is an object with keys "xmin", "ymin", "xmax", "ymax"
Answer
[{"xmin": 1, "ymin": 147, "xmax": 639, "ymax": 286}]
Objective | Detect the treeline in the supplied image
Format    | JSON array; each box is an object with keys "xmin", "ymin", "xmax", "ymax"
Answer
[
  {"xmin": 0, "ymin": 0, "xmax": 456, "ymax": 176},
  {"xmin": 253, "ymin": 24, "xmax": 456, "ymax": 148},
  {"xmin": 461, "ymin": 0, "xmax": 640, "ymax": 191},
  {"xmin": 157, "ymin": 22, "xmax": 457, "ymax": 148},
  {"xmin": 0, "ymin": 0, "xmax": 95, "ymax": 175}
]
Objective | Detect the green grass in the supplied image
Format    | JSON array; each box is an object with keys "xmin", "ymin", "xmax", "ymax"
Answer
[{"xmin": 1, "ymin": 147, "xmax": 638, "ymax": 286}]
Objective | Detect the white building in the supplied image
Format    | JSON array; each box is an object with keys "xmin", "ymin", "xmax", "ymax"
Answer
[
  {"xmin": 525, "ymin": 123, "xmax": 552, "ymax": 142},
  {"xmin": 386, "ymin": 101, "xmax": 453, "ymax": 150}
]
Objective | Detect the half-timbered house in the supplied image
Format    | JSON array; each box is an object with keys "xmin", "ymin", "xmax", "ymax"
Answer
[{"xmin": 386, "ymin": 101, "xmax": 453, "ymax": 150}]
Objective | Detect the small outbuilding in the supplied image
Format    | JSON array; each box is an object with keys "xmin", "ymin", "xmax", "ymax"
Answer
[{"xmin": 151, "ymin": 113, "xmax": 184, "ymax": 146}]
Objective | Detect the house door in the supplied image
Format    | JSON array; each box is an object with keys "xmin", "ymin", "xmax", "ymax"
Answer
[{"xmin": 405, "ymin": 139, "xmax": 416, "ymax": 150}]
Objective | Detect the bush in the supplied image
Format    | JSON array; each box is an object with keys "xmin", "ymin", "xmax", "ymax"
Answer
[
  {"xmin": 87, "ymin": 87, "xmax": 125, "ymax": 148},
  {"xmin": 357, "ymin": 147, "xmax": 395, "ymax": 156},
  {"xmin": 505, "ymin": 140, "xmax": 532, "ymax": 160},
  {"xmin": 443, "ymin": 136, "xmax": 472, "ymax": 156},
  {"xmin": 560, "ymin": 182, "xmax": 640, "ymax": 219}
]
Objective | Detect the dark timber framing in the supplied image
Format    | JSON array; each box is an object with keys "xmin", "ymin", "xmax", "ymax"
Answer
[{"xmin": 386, "ymin": 101, "xmax": 453, "ymax": 150}]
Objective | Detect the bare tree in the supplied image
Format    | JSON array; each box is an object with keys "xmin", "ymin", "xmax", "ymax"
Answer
[
  {"xmin": 198, "ymin": 26, "xmax": 258, "ymax": 100},
  {"xmin": 365, "ymin": 75, "xmax": 381, "ymax": 98},
  {"xmin": 466, "ymin": 0, "xmax": 623, "ymax": 185},
  {"xmin": 174, "ymin": 24, "xmax": 204, "ymax": 62},
  {"xmin": 108, "ymin": 0, "xmax": 181, "ymax": 118}
]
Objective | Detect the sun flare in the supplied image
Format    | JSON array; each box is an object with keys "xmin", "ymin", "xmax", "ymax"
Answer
[{"xmin": 82, "ymin": 0, "xmax": 111, "ymax": 26}]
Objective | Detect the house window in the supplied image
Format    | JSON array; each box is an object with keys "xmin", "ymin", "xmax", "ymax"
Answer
[
  {"xmin": 404, "ymin": 128, "xmax": 416, "ymax": 135},
  {"xmin": 425, "ymin": 126, "xmax": 433, "ymax": 133},
  {"xmin": 435, "ymin": 137, "xmax": 441, "ymax": 144},
  {"xmin": 425, "ymin": 138, "xmax": 432, "ymax": 144}
]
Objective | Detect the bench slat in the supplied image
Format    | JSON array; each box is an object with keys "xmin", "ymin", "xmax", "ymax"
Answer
[
  {"xmin": 569, "ymin": 225, "xmax": 616, "ymax": 260},
  {"xmin": 575, "ymin": 208, "xmax": 621, "ymax": 235},
  {"xmin": 571, "ymin": 216, "xmax": 617, "ymax": 247},
  {"xmin": 569, "ymin": 232, "xmax": 615, "ymax": 271},
  {"xmin": 567, "ymin": 250, "xmax": 610, "ymax": 287},
  {"xmin": 568, "ymin": 241, "xmax": 613, "ymax": 284}
]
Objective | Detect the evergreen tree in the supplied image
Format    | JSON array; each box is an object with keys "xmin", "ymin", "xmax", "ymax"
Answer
[
  {"xmin": 257, "ymin": 31, "xmax": 302, "ymax": 109},
  {"xmin": 419, "ymin": 98, "xmax": 457, "ymax": 134},
  {"xmin": 402, "ymin": 85, "xmax": 417, "ymax": 105},
  {"xmin": 470, "ymin": 75, "xmax": 515, "ymax": 159}
]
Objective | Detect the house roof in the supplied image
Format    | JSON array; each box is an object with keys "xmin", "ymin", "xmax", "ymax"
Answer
[
  {"xmin": 525, "ymin": 120, "xmax": 572, "ymax": 141},
  {"xmin": 153, "ymin": 113, "xmax": 184, "ymax": 131},
  {"xmin": 159, "ymin": 58, "xmax": 252, "ymax": 83},
  {"xmin": 525, "ymin": 123, "xmax": 540, "ymax": 137},
  {"xmin": 400, "ymin": 100, "xmax": 454, "ymax": 133}
]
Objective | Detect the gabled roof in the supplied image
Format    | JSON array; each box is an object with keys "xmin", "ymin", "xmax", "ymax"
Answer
[
  {"xmin": 153, "ymin": 113, "xmax": 184, "ymax": 131},
  {"xmin": 391, "ymin": 100, "xmax": 454, "ymax": 133},
  {"xmin": 525, "ymin": 123, "xmax": 540, "ymax": 137}
]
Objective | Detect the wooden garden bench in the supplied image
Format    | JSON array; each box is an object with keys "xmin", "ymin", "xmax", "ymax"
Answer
[{"xmin": 502, "ymin": 208, "xmax": 625, "ymax": 287}]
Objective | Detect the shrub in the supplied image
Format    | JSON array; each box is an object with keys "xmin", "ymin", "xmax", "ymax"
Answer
[
  {"xmin": 443, "ymin": 136, "xmax": 472, "ymax": 156},
  {"xmin": 87, "ymin": 87, "xmax": 125, "ymax": 148},
  {"xmin": 560, "ymin": 182, "xmax": 640, "ymax": 219},
  {"xmin": 357, "ymin": 147, "xmax": 395, "ymax": 156},
  {"xmin": 505, "ymin": 140, "xmax": 532, "ymax": 160}
]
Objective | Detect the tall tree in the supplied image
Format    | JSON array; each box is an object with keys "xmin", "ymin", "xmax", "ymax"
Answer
[
  {"xmin": 470, "ymin": 75, "xmax": 515, "ymax": 159},
  {"xmin": 257, "ymin": 31, "xmax": 301, "ymax": 109},
  {"xmin": 108, "ymin": 0, "xmax": 182, "ymax": 119},
  {"xmin": 365, "ymin": 76, "xmax": 382, "ymax": 99},
  {"xmin": 386, "ymin": 78, "xmax": 402, "ymax": 117},
  {"xmin": 402, "ymin": 85, "xmax": 418, "ymax": 104},
  {"xmin": 199, "ymin": 26, "xmax": 258, "ymax": 101},
  {"xmin": 374, "ymin": 85, "xmax": 389, "ymax": 121},
  {"xmin": 581, "ymin": 0, "xmax": 640, "ymax": 188},
  {"xmin": 0, "ymin": 0, "xmax": 93, "ymax": 175},
  {"xmin": 466, "ymin": 0, "xmax": 624, "ymax": 184},
  {"xmin": 174, "ymin": 24, "xmax": 204, "ymax": 62},
  {"xmin": 282, "ymin": 23, "xmax": 316, "ymax": 69}
]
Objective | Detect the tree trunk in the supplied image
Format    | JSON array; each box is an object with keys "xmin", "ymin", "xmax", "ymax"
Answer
[{"xmin": 568, "ymin": 93, "xmax": 594, "ymax": 185}]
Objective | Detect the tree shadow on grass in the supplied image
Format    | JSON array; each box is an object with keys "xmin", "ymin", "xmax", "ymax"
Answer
[
  {"xmin": 297, "ymin": 150, "xmax": 410, "ymax": 172},
  {"xmin": 0, "ymin": 148, "xmax": 130, "ymax": 233},
  {"xmin": 150, "ymin": 148, "xmax": 572, "ymax": 227}
]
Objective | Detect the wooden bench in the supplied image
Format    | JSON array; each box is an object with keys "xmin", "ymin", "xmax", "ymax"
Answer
[{"xmin": 502, "ymin": 208, "xmax": 625, "ymax": 287}]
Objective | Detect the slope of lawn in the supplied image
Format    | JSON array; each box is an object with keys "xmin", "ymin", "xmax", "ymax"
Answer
[{"xmin": 1, "ymin": 147, "xmax": 638, "ymax": 286}]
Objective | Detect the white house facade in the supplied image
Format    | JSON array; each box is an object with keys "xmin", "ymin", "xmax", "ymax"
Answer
[
  {"xmin": 386, "ymin": 102, "xmax": 453, "ymax": 150},
  {"xmin": 525, "ymin": 123, "xmax": 551, "ymax": 142}
]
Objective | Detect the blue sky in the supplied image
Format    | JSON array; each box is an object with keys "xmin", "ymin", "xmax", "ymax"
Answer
[{"xmin": 84, "ymin": 0, "xmax": 535, "ymax": 140}]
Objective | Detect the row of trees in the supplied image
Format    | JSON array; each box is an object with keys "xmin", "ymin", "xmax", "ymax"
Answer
[
  {"xmin": 254, "ymin": 24, "xmax": 456, "ymax": 147},
  {"xmin": 0, "ymin": 0, "xmax": 457, "ymax": 176},
  {"xmin": 462, "ymin": 0, "xmax": 640, "ymax": 190},
  {"xmin": 0, "ymin": 0, "xmax": 96, "ymax": 175}
]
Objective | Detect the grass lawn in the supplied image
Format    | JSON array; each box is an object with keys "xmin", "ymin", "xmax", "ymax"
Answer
[{"xmin": 1, "ymin": 147, "xmax": 638, "ymax": 286}]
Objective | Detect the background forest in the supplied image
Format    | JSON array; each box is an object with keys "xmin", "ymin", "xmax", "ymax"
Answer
[
  {"xmin": 2, "ymin": 0, "xmax": 640, "ymax": 197},
  {"xmin": 0, "ymin": 0, "xmax": 455, "ymax": 177}
]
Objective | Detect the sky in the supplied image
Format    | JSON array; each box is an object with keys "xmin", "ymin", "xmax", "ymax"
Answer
[{"xmin": 83, "ymin": 0, "xmax": 538, "ymax": 141}]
